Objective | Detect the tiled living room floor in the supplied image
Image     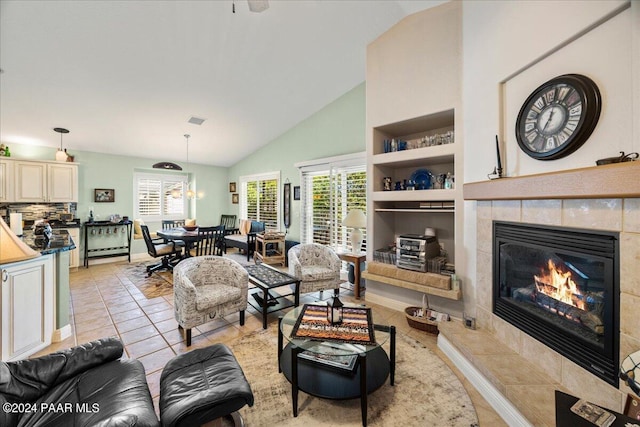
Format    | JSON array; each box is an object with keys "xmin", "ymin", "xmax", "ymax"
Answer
[{"xmin": 32, "ymin": 258, "xmax": 507, "ymax": 426}]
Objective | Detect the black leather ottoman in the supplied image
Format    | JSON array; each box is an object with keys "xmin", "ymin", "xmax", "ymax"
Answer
[{"xmin": 159, "ymin": 343, "xmax": 254, "ymax": 427}]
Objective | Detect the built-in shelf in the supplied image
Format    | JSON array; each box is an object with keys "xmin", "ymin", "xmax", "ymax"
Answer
[
  {"xmin": 372, "ymin": 144, "xmax": 455, "ymax": 168},
  {"xmin": 464, "ymin": 161, "xmax": 640, "ymax": 200},
  {"xmin": 374, "ymin": 208, "xmax": 455, "ymax": 213},
  {"xmin": 372, "ymin": 189, "xmax": 457, "ymax": 202},
  {"xmin": 362, "ymin": 271, "xmax": 462, "ymax": 300}
]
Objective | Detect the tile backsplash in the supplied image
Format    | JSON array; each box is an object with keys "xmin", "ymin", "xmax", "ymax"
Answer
[{"xmin": 0, "ymin": 203, "xmax": 77, "ymax": 224}]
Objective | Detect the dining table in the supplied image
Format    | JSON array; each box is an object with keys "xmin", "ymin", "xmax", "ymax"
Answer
[{"xmin": 156, "ymin": 228, "xmax": 201, "ymax": 258}]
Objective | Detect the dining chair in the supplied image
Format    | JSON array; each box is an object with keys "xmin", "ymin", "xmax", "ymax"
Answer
[
  {"xmin": 140, "ymin": 225, "xmax": 183, "ymax": 277},
  {"xmin": 219, "ymin": 215, "xmax": 238, "ymax": 234},
  {"xmin": 192, "ymin": 225, "xmax": 226, "ymax": 256},
  {"xmin": 162, "ymin": 219, "xmax": 186, "ymax": 229}
]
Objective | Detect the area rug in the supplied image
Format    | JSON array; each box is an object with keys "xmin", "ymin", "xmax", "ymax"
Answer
[
  {"xmin": 227, "ymin": 328, "xmax": 479, "ymax": 427},
  {"xmin": 121, "ymin": 262, "xmax": 173, "ymax": 299}
]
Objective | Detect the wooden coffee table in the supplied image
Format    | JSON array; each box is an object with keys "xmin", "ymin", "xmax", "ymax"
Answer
[{"xmin": 245, "ymin": 263, "xmax": 300, "ymax": 329}]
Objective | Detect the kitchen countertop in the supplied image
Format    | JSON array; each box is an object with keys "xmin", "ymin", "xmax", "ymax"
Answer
[
  {"xmin": 21, "ymin": 229, "xmax": 76, "ymax": 255},
  {"xmin": 23, "ymin": 219, "xmax": 81, "ymax": 229}
]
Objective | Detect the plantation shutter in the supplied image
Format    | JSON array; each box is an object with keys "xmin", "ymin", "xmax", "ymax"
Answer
[
  {"xmin": 134, "ymin": 173, "xmax": 187, "ymax": 220},
  {"xmin": 240, "ymin": 172, "xmax": 280, "ymax": 229},
  {"xmin": 137, "ymin": 178, "xmax": 162, "ymax": 216},
  {"xmin": 299, "ymin": 153, "xmax": 366, "ymax": 252}
]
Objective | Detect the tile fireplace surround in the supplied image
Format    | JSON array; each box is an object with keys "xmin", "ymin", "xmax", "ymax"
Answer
[{"xmin": 442, "ymin": 162, "xmax": 640, "ymax": 426}]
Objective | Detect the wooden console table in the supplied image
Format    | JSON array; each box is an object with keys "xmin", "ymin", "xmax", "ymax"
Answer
[{"xmin": 254, "ymin": 232, "xmax": 286, "ymax": 266}]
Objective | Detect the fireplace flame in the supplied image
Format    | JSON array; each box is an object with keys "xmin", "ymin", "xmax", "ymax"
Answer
[{"xmin": 534, "ymin": 260, "xmax": 586, "ymax": 311}]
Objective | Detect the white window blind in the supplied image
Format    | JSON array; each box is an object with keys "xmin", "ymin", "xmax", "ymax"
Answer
[
  {"xmin": 299, "ymin": 155, "xmax": 366, "ymax": 252},
  {"xmin": 134, "ymin": 173, "xmax": 187, "ymax": 220},
  {"xmin": 240, "ymin": 172, "xmax": 280, "ymax": 229}
]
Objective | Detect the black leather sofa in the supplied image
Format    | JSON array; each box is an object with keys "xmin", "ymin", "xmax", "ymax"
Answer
[
  {"xmin": 0, "ymin": 338, "xmax": 254, "ymax": 427},
  {"xmin": 224, "ymin": 220, "xmax": 265, "ymax": 261}
]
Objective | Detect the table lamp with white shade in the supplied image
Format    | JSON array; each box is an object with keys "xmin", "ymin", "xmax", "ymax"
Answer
[{"xmin": 342, "ymin": 209, "xmax": 367, "ymax": 254}]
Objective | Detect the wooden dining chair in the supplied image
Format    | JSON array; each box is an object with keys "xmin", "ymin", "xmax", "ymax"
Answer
[
  {"xmin": 162, "ymin": 219, "xmax": 186, "ymax": 229},
  {"xmin": 192, "ymin": 225, "xmax": 226, "ymax": 256}
]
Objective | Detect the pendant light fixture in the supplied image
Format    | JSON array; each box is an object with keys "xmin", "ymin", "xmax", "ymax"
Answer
[
  {"xmin": 54, "ymin": 127, "xmax": 69, "ymax": 162},
  {"xmin": 183, "ymin": 134, "xmax": 200, "ymax": 200}
]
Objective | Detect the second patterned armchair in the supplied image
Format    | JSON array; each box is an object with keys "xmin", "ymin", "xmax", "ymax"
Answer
[{"xmin": 288, "ymin": 243, "xmax": 342, "ymax": 297}]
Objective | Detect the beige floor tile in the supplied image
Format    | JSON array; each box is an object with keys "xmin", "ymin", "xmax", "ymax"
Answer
[
  {"xmin": 108, "ymin": 301, "xmax": 141, "ymax": 314},
  {"xmin": 110, "ymin": 308, "xmax": 146, "ymax": 323},
  {"xmin": 154, "ymin": 318, "xmax": 179, "ymax": 333},
  {"xmin": 120, "ymin": 325, "xmax": 160, "ymax": 345},
  {"xmin": 74, "ymin": 316, "xmax": 114, "ymax": 335},
  {"xmin": 146, "ymin": 370, "xmax": 163, "ymax": 399},
  {"xmin": 136, "ymin": 347, "xmax": 176, "ymax": 374},
  {"xmin": 125, "ymin": 335, "xmax": 170, "ymax": 359},
  {"xmin": 147, "ymin": 309, "xmax": 175, "ymax": 323},
  {"xmin": 142, "ymin": 301, "xmax": 173, "ymax": 314},
  {"xmin": 75, "ymin": 324, "xmax": 118, "ymax": 345},
  {"xmin": 115, "ymin": 316, "xmax": 153, "ymax": 333}
]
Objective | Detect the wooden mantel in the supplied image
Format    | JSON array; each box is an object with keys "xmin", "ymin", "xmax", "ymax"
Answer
[{"xmin": 463, "ymin": 161, "xmax": 640, "ymax": 201}]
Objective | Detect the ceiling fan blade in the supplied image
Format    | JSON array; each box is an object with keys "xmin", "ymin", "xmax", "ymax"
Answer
[{"xmin": 248, "ymin": 0, "xmax": 269, "ymax": 13}]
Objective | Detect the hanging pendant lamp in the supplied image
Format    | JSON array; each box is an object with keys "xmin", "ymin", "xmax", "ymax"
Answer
[
  {"xmin": 184, "ymin": 134, "xmax": 199, "ymax": 200},
  {"xmin": 54, "ymin": 127, "xmax": 69, "ymax": 162}
]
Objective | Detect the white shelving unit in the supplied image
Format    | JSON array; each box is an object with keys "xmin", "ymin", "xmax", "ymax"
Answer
[{"xmin": 364, "ymin": 1, "xmax": 464, "ymax": 312}]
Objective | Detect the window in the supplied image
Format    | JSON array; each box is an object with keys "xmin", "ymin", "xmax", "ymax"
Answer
[
  {"xmin": 239, "ymin": 171, "xmax": 280, "ymax": 229},
  {"xmin": 134, "ymin": 172, "xmax": 187, "ymax": 220},
  {"xmin": 297, "ymin": 153, "xmax": 366, "ymax": 252}
]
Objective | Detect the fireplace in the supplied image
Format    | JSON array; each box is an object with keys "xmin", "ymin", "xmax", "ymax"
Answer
[{"xmin": 493, "ymin": 221, "xmax": 619, "ymax": 386}]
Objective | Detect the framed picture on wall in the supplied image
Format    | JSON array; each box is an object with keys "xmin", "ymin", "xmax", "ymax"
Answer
[
  {"xmin": 293, "ymin": 186, "xmax": 300, "ymax": 200},
  {"xmin": 232, "ymin": 193, "xmax": 239, "ymax": 204},
  {"xmin": 229, "ymin": 182, "xmax": 237, "ymax": 193},
  {"xmin": 94, "ymin": 189, "xmax": 115, "ymax": 203}
]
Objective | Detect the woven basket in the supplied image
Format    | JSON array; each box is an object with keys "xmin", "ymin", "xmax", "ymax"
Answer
[{"xmin": 405, "ymin": 307, "xmax": 439, "ymax": 335}]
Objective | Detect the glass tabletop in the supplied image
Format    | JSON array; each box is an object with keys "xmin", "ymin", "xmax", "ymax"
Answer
[{"xmin": 280, "ymin": 302, "xmax": 390, "ymax": 357}]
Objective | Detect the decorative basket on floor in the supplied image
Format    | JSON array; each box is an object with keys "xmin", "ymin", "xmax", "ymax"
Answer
[{"xmin": 405, "ymin": 307, "xmax": 440, "ymax": 335}]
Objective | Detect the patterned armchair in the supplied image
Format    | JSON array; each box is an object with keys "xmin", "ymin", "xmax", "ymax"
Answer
[
  {"xmin": 173, "ymin": 256, "xmax": 248, "ymax": 346},
  {"xmin": 288, "ymin": 243, "xmax": 342, "ymax": 296}
]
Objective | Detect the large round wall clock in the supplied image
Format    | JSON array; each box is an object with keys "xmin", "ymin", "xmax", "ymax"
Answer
[{"xmin": 515, "ymin": 74, "xmax": 601, "ymax": 160}]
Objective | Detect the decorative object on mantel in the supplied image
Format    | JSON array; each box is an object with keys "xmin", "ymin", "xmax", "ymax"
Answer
[
  {"xmin": 487, "ymin": 135, "xmax": 504, "ymax": 180},
  {"xmin": 342, "ymin": 209, "xmax": 366, "ymax": 253},
  {"xmin": 0, "ymin": 217, "xmax": 41, "ymax": 264},
  {"xmin": 596, "ymin": 151, "xmax": 638, "ymax": 166},
  {"xmin": 515, "ymin": 74, "xmax": 601, "ymax": 161},
  {"xmin": 54, "ymin": 127, "xmax": 70, "ymax": 162}
]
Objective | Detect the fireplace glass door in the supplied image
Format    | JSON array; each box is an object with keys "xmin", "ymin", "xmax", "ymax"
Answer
[{"xmin": 493, "ymin": 221, "xmax": 619, "ymax": 386}]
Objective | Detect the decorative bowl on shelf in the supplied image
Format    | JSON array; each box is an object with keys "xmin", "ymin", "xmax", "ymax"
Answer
[
  {"xmin": 410, "ymin": 169, "xmax": 432, "ymax": 190},
  {"xmin": 183, "ymin": 225, "xmax": 198, "ymax": 231}
]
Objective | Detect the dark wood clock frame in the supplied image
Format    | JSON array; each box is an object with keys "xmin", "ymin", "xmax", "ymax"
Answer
[{"xmin": 515, "ymin": 74, "xmax": 601, "ymax": 160}]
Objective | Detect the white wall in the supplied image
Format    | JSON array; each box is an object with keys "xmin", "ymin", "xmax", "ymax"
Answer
[{"xmin": 462, "ymin": 0, "xmax": 634, "ymax": 314}]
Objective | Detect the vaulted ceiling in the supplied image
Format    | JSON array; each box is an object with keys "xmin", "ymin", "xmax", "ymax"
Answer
[{"xmin": 0, "ymin": 0, "xmax": 445, "ymax": 167}]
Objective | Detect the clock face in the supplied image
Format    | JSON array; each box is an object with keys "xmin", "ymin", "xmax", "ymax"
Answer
[{"xmin": 516, "ymin": 74, "xmax": 601, "ymax": 160}]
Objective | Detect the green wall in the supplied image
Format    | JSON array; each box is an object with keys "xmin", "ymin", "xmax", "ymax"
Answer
[
  {"xmin": 5, "ymin": 144, "xmax": 228, "ymax": 257},
  {"xmin": 226, "ymin": 82, "xmax": 366, "ymax": 241},
  {"xmin": 4, "ymin": 81, "xmax": 365, "ymax": 255}
]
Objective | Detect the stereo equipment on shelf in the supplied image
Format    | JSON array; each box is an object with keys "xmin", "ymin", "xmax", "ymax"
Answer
[{"xmin": 396, "ymin": 234, "xmax": 440, "ymax": 272}]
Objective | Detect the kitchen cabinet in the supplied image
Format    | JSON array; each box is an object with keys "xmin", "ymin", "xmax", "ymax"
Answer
[
  {"xmin": 14, "ymin": 160, "xmax": 78, "ymax": 202},
  {"xmin": 1, "ymin": 254, "xmax": 54, "ymax": 361},
  {"xmin": 63, "ymin": 228, "xmax": 80, "ymax": 269},
  {"xmin": 0, "ymin": 159, "xmax": 14, "ymax": 202}
]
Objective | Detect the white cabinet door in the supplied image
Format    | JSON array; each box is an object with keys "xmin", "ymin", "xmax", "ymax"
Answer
[
  {"xmin": 48, "ymin": 163, "xmax": 78, "ymax": 202},
  {"xmin": 64, "ymin": 228, "xmax": 80, "ymax": 268},
  {"xmin": 1, "ymin": 256, "xmax": 54, "ymax": 361},
  {"xmin": 14, "ymin": 161, "xmax": 47, "ymax": 202},
  {"xmin": 0, "ymin": 159, "xmax": 14, "ymax": 202}
]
